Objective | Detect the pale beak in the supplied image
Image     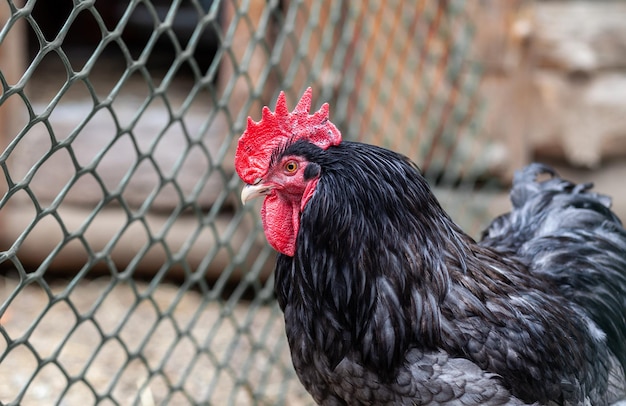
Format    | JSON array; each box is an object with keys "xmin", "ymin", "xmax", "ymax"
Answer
[{"xmin": 241, "ymin": 182, "xmax": 273, "ymax": 205}]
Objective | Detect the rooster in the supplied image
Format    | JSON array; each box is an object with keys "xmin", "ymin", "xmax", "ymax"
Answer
[{"xmin": 235, "ymin": 88, "xmax": 626, "ymax": 405}]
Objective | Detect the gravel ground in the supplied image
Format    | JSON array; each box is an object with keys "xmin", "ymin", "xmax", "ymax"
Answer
[{"xmin": 0, "ymin": 275, "xmax": 313, "ymax": 406}]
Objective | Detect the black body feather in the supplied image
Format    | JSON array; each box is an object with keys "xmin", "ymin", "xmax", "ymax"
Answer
[{"xmin": 273, "ymin": 141, "xmax": 626, "ymax": 405}]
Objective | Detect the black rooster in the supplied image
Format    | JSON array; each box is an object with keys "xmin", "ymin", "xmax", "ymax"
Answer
[{"xmin": 235, "ymin": 89, "xmax": 626, "ymax": 405}]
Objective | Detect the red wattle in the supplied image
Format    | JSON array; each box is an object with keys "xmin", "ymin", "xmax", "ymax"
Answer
[
  {"xmin": 261, "ymin": 194, "xmax": 299, "ymax": 257},
  {"xmin": 261, "ymin": 178, "xmax": 319, "ymax": 257}
]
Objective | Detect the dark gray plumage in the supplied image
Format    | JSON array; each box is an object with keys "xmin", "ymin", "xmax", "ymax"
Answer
[{"xmin": 268, "ymin": 142, "xmax": 626, "ymax": 405}]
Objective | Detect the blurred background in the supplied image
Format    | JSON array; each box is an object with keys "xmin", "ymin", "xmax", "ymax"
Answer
[{"xmin": 0, "ymin": 0, "xmax": 625, "ymax": 405}]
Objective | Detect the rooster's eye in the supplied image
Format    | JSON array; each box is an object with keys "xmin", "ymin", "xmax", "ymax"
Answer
[{"xmin": 284, "ymin": 161, "xmax": 298, "ymax": 174}]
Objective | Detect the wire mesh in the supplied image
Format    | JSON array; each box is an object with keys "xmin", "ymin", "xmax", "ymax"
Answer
[{"xmin": 0, "ymin": 0, "xmax": 489, "ymax": 404}]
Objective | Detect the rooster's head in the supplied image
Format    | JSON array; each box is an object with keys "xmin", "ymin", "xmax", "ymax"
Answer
[{"xmin": 235, "ymin": 88, "xmax": 342, "ymax": 256}]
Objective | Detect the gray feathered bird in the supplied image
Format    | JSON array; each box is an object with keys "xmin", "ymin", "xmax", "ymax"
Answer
[{"xmin": 236, "ymin": 89, "xmax": 626, "ymax": 405}]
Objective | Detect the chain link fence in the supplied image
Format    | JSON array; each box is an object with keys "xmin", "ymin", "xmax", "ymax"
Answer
[{"xmin": 0, "ymin": 0, "xmax": 495, "ymax": 404}]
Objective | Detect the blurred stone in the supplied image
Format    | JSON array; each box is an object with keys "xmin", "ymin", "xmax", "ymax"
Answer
[
  {"xmin": 532, "ymin": 2, "xmax": 626, "ymax": 72},
  {"xmin": 530, "ymin": 72, "xmax": 626, "ymax": 168},
  {"xmin": 477, "ymin": 0, "xmax": 626, "ymax": 169}
]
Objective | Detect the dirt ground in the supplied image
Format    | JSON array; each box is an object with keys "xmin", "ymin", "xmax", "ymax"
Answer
[{"xmin": 0, "ymin": 275, "xmax": 314, "ymax": 406}]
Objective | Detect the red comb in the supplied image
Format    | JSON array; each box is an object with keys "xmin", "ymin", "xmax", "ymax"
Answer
[{"xmin": 235, "ymin": 87, "xmax": 342, "ymax": 184}]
